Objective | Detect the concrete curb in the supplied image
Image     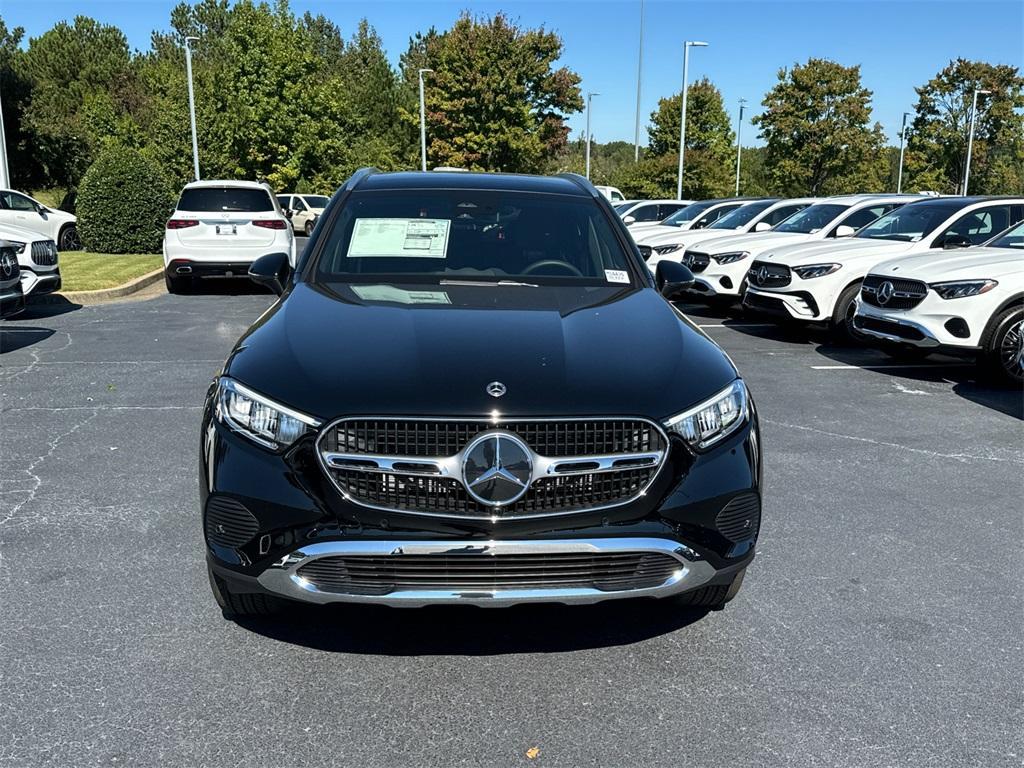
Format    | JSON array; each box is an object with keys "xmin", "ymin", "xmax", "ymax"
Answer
[{"xmin": 39, "ymin": 268, "xmax": 165, "ymax": 305}]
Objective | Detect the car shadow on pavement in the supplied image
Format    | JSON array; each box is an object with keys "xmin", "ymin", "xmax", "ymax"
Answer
[
  {"xmin": 235, "ymin": 599, "xmax": 714, "ymax": 654},
  {"xmin": 0, "ymin": 326, "xmax": 56, "ymax": 354},
  {"xmin": 21, "ymin": 295, "xmax": 83, "ymax": 319}
]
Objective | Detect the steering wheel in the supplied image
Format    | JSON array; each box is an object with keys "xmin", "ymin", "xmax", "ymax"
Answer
[{"xmin": 521, "ymin": 259, "xmax": 584, "ymax": 277}]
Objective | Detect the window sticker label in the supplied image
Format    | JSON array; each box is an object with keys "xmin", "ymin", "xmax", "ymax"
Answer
[
  {"xmin": 347, "ymin": 218, "xmax": 451, "ymax": 258},
  {"xmin": 604, "ymin": 269, "xmax": 629, "ymax": 284}
]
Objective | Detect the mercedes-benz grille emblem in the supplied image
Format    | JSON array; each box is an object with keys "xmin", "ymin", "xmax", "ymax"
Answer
[
  {"xmin": 486, "ymin": 381, "xmax": 507, "ymax": 398},
  {"xmin": 755, "ymin": 265, "xmax": 770, "ymax": 286},
  {"xmin": 0, "ymin": 252, "xmax": 13, "ymax": 279},
  {"xmin": 462, "ymin": 432, "xmax": 533, "ymax": 507},
  {"xmin": 877, "ymin": 280, "xmax": 895, "ymax": 305}
]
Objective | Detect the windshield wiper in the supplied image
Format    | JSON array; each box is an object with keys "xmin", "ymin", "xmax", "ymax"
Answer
[{"xmin": 439, "ymin": 279, "xmax": 539, "ymax": 288}]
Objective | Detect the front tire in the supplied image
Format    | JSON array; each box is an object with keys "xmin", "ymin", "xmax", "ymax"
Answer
[
  {"xmin": 58, "ymin": 224, "xmax": 81, "ymax": 251},
  {"xmin": 304, "ymin": 219, "xmax": 315, "ymax": 237},
  {"xmin": 208, "ymin": 562, "xmax": 286, "ymax": 618},
  {"xmin": 671, "ymin": 568, "xmax": 746, "ymax": 610},
  {"xmin": 831, "ymin": 283, "xmax": 867, "ymax": 344},
  {"xmin": 164, "ymin": 272, "xmax": 193, "ymax": 295},
  {"xmin": 982, "ymin": 306, "xmax": 1024, "ymax": 385}
]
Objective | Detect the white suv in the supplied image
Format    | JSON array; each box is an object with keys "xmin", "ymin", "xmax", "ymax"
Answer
[
  {"xmin": 631, "ymin": 198, "xmax": 755, "ymax": 250},
  {"xmin": 163, "ymin": 181, "xmax": 295, "ymax": 294},
  {"xmin": 0, "ymin": 189, "xmax": 79, "ymax": 251},
  {"xmin": 0, "ymin": 222, "xmax": 61, "ymax": 297},
  {"xmin": 276, "ymin": 193, "xmax": 329, "ymax": 237},
  {"xmin": 743, "ymin": 196, "xmax": 1024, "ymax": 339},
  {"xmin": 667, "ymin": 195, "xmax": 920, "ymax": 304},
  {"xmin": 854, "ymin": 221, "xmax": 1024, "ymax": 383},
  {"xmin": 616, "ymin": 199, "xmax": 692, "ymax": 226}
]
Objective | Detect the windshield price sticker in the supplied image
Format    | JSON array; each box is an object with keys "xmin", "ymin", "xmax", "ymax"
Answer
[
  {"xmin": 604, "ymin": 269, "xmax": 629, "ymax": 284},
  {"xmin": 348, "ymin": 218, "xmax": 451, "ymax": 258}
]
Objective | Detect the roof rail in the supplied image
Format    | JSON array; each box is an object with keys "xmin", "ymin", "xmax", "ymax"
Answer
[
  {"xmin": 556, "ymin": 172, "xmax": 601, "ymax": 198},
  {"xmin": 343, "ymin": 167, "xmax": 378, "ymax": 192}
]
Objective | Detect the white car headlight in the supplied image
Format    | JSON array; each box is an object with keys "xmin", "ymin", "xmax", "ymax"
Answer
[
  {"xmin": 216, "ymin": 377, "xmax": 320, "ymax": 450},
  {"xmin": 4, "ymin": 241, "xmax": 26, "ymax": 254},
  {"xmin": 929, "ymin": 279, "xmax": 998, "ymax": 300},
  {"xmin": 712, "ymin": 251, "xmax": 750, "ymax": 264},
  {"xmin": 654, "ymin": 244, "xmax": 683, "ymax": 255},
  {"xmin": 664, "ymin": 380, "xmax": 749, "ymax": 451},
  {"xmin": 793, "ymin": 263, "xmax": 842, "ymax": 279}
]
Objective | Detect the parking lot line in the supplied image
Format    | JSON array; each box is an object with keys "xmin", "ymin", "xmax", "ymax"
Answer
[{"xmin": 810, "ymin": 363, "xmax": 973, "ymax": 370}]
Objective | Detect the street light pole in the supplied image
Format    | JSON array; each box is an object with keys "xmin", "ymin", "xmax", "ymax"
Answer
[
  {"xmin": 734, "ymin": 98, "xmax": 746, "ymax": 196},
  {"xmin": 184, "ymin": 36, "xmax": 200, "ymax": 181},
  {"xmin": 585, "ymin": 92, "xmax": 600, "ymax": 180},
  {"xmin": 633, "ymin": 0, "xmax": 645, "ymax": 162},
  {"xmin": 896, "ymin": 111, "xmax": 910, "ymax": 194},
  {"xmin": 963, "ymin": 88, "xmax": 991, "ymax": 196},
  {"xmin": 676, "ymin": 40, "xmax": 708, "ymax": 200},
  {"xmin": 0, "ymin": 87, "xmax": 10, "ymax": 188},
  {"xmin": 418, "ymin": 68, "xmax": 433, "ymax": 172}
]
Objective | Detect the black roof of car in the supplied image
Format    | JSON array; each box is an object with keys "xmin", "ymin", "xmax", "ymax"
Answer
[{"xmin": 353, "ymin": 170, "xmax": 594, "ymax": 197}]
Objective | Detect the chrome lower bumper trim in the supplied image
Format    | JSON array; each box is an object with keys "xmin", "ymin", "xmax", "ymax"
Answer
[
  {"xmin": 256, "ymin": 537, "xmax": 719, "ymax": 607},
  {"xmin": 853, "ymin": 313, "xmax": 941, "ymax": 348}
]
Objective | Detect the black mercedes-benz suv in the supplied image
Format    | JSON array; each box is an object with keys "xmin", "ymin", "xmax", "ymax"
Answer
[{"xmin": 201, "ymin": 169, "xmax": 762, "ymax": 617}]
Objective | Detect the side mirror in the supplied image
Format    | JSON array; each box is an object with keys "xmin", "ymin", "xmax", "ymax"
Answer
[
  {"xmin": 284, "ymin": 208, "xmax": 294, "ymax": 219},
  {"xmin": 249, "ymin": 252, "xmax": 292, "ymax": 295},
  {"xmin": 623, "ymin": 215, "xmax": 636, "ymax": 225},
  {"xmin": 834, "ymin": 225, "xmax": 856, "ymax": 238},
  {"xmin": 655, "ymin": 260, "xmax": 695, "ymax": 300},
  {"xmin": 940, "ymin": 233, "xmax": 972, "ymax": 250},
  {"xmin": 754, "ymin": 221, "xmax": 772, "ymax": 232}
]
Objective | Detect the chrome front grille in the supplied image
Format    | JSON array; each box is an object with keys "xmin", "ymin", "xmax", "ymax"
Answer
[
  {"xmin": 295, "ymin": 551, "xmax": 681, "ymax": 595},
  {"xmin": 747, "ymin": 261, "xmax": 791, "ymax": 288},
  {"xmin": 682, "ymin": 250, "xmax": 711, "ymax": 273},
  {"xmin": 31, "ymin": 241, "xmax": 58, "ymax": 266},
  {"xmin": 317, "ymin": 418, "xmax": 669, "ymax": 519},
  {"xmin": 861, "ymin": 274, "xmax": 928, "ymax": 310}
]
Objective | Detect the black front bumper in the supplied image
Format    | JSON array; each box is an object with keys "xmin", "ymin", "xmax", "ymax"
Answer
[{"xmin": 200, "ymin": 396, "xmax": 762, "ymax": 606}]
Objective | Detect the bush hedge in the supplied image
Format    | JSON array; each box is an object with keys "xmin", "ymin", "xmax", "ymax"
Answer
[{"xmin": 77, "ymin": 148, "xmax": 174, "ymax": 254}]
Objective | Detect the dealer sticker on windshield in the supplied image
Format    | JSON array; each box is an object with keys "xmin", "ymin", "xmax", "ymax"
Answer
[
  {"xmin": 604, "ymin": 269, "xmax": 629, "ymax": 284},
  {"xmin": 347, "ymin": 218, "xmax": 451, "ymax": 258}
]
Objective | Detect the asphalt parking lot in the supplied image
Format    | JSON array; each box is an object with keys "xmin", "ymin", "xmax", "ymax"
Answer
[{"xmin": 1, "ymin": 285, "xmax": 1021, "ymax": 767}]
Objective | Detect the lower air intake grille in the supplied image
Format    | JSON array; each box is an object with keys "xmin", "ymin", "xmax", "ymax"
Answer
[
  {"xmin": 296, "ymin": 551, "xmax": 681, "ymax": 595},
  {"xmin": 204, "ymin": 496, "xmax": 259, "ymax": 549},
  {"xmin": 716, "ymin": 493, "xmax": 761, "ymax": 542}
]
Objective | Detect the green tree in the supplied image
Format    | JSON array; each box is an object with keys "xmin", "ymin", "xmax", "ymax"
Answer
[
  {"xmin": 21, "ymin": 16, "xmax": 138, "ymax": 189},
  {"xmin": 754, "ymin": 58, "xmax": 888, "ymax": 195},
  {"xmin": 400, "ymin": 12, "xmax": 582, "ymax": 172},
  {"xmin": 644, "ymin": 78, "xmax": 735, "ymax": 197},
  {"xmin": 0, "ymin": 19, "xmax": 42, "ymax": 189},
  {"xmin": 905, "ymin": 59, "xmax": 1024, "ymax": 195}
]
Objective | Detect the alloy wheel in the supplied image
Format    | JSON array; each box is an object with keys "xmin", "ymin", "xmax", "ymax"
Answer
[{"xmin": 999, "ymin": 317, "xmax": 1024, "ymax": 380}]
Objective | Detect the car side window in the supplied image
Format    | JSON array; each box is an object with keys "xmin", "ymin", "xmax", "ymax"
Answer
[
  {"xmin": 693, "ymin": 206, "xmax": 735, "ymax": 229},
  {"xmin": 7, "ymin": 193, "xmax": 37, "ymax": 211},
  {"xmin": 631, "ymin": 204, "xmax": 660, "ymax": 222},
  {"xmin": 940, "ymin": 206, "xmax": 1010, "ymax": 245},
  {"xmin": 293, "ymin": 197, "xmax": 307, "ymax": 212},
  {"xmin": 658, "ymin": 204, "xmax": 684, "ymax": 219},
  {"xmin": 764, "ymin": 204, "xmax": 806, "ymax": 226}
]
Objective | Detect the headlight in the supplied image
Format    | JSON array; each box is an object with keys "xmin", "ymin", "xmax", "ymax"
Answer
[
  {"xmin": 793, "ymin": 263, "xmax": 842, "ymax": 279},
  {"xmin": 216, "ymin": 377, "xmax": 320, "ymax": 450},
  {"xmin": 654, "ymin": 244, "xmax": 683, "ymax": 255},
  {"xmin": 929, "ymin": 279, "xmax": 998, "ymax": 300},
  {"xmin": 663, "ymin": 380, "xmax": 749, "ymax": 451},
  {"xmin": 712, "ymin": 251, "xmax": 750, "ymax": 264},
  {"xmin": 4, "ymin": 241, "xmax": 26, "ymax": 254}
]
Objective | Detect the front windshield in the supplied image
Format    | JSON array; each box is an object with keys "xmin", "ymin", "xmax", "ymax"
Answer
[
  {"xmin": 315, "ymin": 190, "xmax": 637, "ymax": 286},
  {"xmin": 773, "ymin": 203, "xmax": 847, "ymax": 234},
  {"xmin": 661, "ymin": 200, "xmax": 717, "ymax": 227},
  {"xmin": 856, "ymin": 201, "xmax": 967, "ymax": 242},
  {"xmin": 709, "ymin": 200, "xmax": 775, "ymax": 230},
  {"xmin": 303, "ymin": 195, "xmax": 330, "ymax": 208},
  {"xmin": 987, "ymin": 221, "xmax": 1024, "ymax": 249}
]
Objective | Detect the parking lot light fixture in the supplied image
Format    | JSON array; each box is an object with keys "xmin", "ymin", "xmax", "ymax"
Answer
[
  {"xmin": 184, "ymin": 36, "xmax": 200, "ymax": 181},
  {"xmin": 896, "ymin": 111, "xmax": 910, "ymax": 193},
  {"xmin": 963, "ymin": 88, "xmax": 991, "ymax": 196},
  {"xmin": 734, "ymin": 98, "xmax": 746, "ymax": 195},
  {"xmin": 586, "ymin": 92, "xmax": 600, "ymax": 180},
  {"xmin": 418, "ymin": 68, "xmax": 433, "ymax": 172},
  {"xmin": 677, "ymin": 40, "xmax": 708, "ymax": 199}
]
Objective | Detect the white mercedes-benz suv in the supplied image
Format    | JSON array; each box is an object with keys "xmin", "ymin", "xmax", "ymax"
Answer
[
  {"xmin": 854, "ymin": 221, "xmax": 1024, "ymax": 382},
  {"xmin": 0, "ymin": 222, "xmax": 61, "ymax": 297},
  {"xmin": 665, "ymin": 195, "xmax": 920, "ymax": 304},
  {"xmin": 631, "ymin": 198, "xmax": 755, "ymax": 253},
  {"xmin": 743, "ymin": 196, "xmax": 1024, "ymax": 339},
  {"xmin": 163, "ymin": 180, "xmax": 295, "ymax": 294}
]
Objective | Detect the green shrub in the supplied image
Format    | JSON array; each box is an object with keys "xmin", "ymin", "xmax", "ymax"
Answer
[{"xmin": 77, "ymin": 148, "xmax": 174, "ymax": 254}]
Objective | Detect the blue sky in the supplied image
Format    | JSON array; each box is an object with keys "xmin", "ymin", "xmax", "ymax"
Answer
[{"xmin": 4, "ymin": 0, "xmax": 1023, "ymax": 146}]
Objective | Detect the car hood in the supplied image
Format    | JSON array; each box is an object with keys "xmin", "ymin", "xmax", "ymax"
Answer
[
  {"xmin": 688, "ymin": 230, "xmax": 814, "ymax": 255},
  {"xmin": 637, "ymin": 227, "xmax": 748, "ymax": 249},
  {"xmin": 870, "ymin": 247, "xmax": 1024, "ymax": 282},
  {"xmin": 225, "ymin": 281, "xmax": 740, "ymax": 422},
  {"xmin": 632, "ymin": 222, "xmax": 702, "ymax": 242},
  {"xmin": 756, "ymin": 237, "xmax": 915, "ymax": 266},
  {"xmin": 0, "ymin": 222, "xmax": 52, "ymax": 243}
]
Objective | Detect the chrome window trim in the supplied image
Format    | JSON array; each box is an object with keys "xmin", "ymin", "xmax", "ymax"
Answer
[{"xmin": 314, "ymin": 415, "xmax": 671, "ymax": 521}]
